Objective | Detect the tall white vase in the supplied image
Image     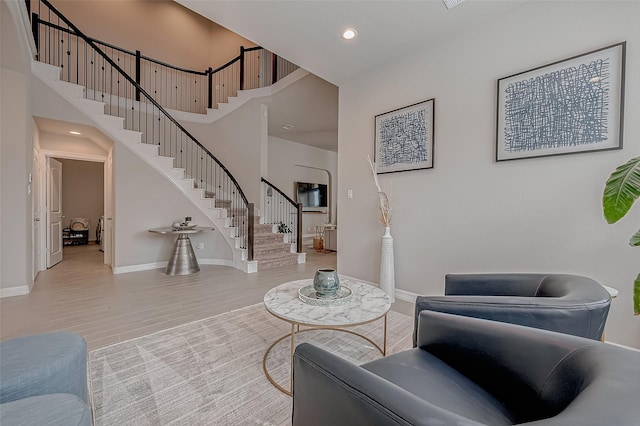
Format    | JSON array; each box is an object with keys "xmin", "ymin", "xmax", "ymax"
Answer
[{"xmin": 379, "ymin": 226, "xmax": 396, "ymax": 303}]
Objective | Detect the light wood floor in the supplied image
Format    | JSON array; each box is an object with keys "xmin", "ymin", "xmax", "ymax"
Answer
[{"xmin": 0, "ymin": 242, "xmax": 412, "ymax": 350}]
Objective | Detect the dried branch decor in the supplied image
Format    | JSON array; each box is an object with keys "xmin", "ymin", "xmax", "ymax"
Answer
[{"xmin": 367, "ymin": 155, "xmax": 392, "ymax": 226}]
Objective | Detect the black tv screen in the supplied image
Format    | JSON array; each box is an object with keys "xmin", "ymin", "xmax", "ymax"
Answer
[{"xmin": 296, "ymin": 182, "xmax": 328, "ymax": 209}]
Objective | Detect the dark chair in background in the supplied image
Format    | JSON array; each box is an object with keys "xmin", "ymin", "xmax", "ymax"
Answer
[
  {"xmin": 413, "ymin": 273, "xmax": 611, "ymax": 346},
  {"xmin": 292, "ymin": 310, "xmax": 640, "ymax": 426}
]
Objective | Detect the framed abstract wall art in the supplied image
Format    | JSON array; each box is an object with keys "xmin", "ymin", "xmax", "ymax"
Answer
[
  {"xmin": 496, "ymin": 42, "xmax": 626, "ymax": 161},
  {"xmin": 374, "ymin": 98, "xmax": 435, "ymax": 174}
]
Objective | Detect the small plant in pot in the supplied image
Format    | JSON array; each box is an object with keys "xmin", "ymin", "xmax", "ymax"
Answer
[
  {"xmin": 603, "ymin": 156, "xmax": 640, "ymax": 315},
  {"xmin": 277, "ymin": 222, "xmax": 291, "ymax": 233}
]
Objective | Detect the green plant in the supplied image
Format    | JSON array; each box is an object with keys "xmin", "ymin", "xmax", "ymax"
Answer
[
  {"xmin": 277, "ymin": 222, "xmax": 291, "ymax": 233},
  {"xmin": 603, "ymin": 156, "xmax": 640, "ymax": 315}
]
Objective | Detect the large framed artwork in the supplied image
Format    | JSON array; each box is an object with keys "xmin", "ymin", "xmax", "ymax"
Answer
[
  {"xmin": 374, "ymin": 99, "xmax": 435, "ymax": 174},
  {"xmin": 496, "ymin": 42, "xmax": 626, "ymax": 161}
]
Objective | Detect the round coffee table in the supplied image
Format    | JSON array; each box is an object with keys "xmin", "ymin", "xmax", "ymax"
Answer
[{"xmin": 263, "ymin": 277, "xmax": 391, "ymax": 395}]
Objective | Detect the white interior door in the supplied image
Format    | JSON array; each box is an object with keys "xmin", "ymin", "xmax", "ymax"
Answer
[
  {"xmin": 47, "ymin": 157, "xmax": 63, "ymax": 267},
  {"xmin": 32, "ymin": 152, "xmax": 41, "ymax": 278},
  {"xmin": 103, "ymin": 149, "xmax": 114, "ymax": 266}
]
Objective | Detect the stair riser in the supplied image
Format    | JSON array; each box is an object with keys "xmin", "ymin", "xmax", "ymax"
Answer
[
  {"xmin": 255, "ymin": 224, "xmax": 275, "ymax": 234},
  {"xmin": 254, "ymin": 234, "xmax": 286, "ymax": 245}
]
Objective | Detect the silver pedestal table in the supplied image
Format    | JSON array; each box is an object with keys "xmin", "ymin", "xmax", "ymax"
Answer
[{"xmin": 148, "ymin": 227, "xmax": 213, "ymax": 275}]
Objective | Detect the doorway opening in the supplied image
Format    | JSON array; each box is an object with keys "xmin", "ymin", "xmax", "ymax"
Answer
[
  {"xmin": 32, "ymin": 117, "xmax": 115, "ymax": 274},
  {"xmin": 40, "ymin": 152, "xmax": 113, "ymax": 272}
]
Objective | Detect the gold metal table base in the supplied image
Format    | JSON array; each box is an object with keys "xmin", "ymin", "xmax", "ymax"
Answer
[{"xmin": 262, "ymin": 314, "xmax": 388, "ymax": 396}]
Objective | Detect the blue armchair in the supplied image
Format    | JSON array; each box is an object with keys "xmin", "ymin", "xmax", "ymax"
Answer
[
  {"xmin": 292, "ymin": 310, "xmax": 640, "ymax": 425},
  {"xmin": 413, "ymin": 273, "xmax": 611, "ymax": 346},
  {"xmin": 0, "ymin": 332, "xmax": 92, "ymax": 426}
]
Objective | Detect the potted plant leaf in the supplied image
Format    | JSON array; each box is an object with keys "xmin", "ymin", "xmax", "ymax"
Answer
[{"xmin": 603, "ymin": 156, "xmax": 640, "ymax": 315}]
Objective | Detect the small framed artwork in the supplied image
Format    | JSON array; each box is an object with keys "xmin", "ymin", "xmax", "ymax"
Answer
[
  {"xmin": 374, "ymin": 98, "xmax": 435, "ymax": 174},
  {"xmin": 496, "ymin": 42, "xmax": 626, "ymax": 161}
]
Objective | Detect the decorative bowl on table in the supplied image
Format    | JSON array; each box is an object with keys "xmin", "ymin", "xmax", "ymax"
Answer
[
  {"xmin": 171, "ymin": 220, "xmax": 197, "ymax": 230},
  {"xmin": 313, "ymin": 268, "xmax": 340, "ymax": 298}
]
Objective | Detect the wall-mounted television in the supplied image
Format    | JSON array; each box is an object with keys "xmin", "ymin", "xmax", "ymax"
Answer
[{"xmin": 296, "ymin": 182, "xmax": 328, "ymax": 210}]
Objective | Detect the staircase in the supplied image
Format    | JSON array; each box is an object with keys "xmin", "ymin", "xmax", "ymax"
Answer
[
  {"xmin": 32, "ymin": 61, "xmax": 261, "ymax": 271},
  {"xmin": 24, "ymin": 0, "xmax": 307, "ymax": 274}
]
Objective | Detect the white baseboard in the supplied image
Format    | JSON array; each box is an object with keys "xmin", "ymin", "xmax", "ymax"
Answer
[
  {"xmin": 0, "ymin": 285, "xmax": 31, "ymax": 298},
  {"xmin": 113, "ymin": 262, "xmax": 166, "ymax": 274},
  {"xmin": 113, "ymin": 258, "xmax": 233, "ymax": 274},
  {"xmin": 339, "ymin": 274, "xmax": 417, "ymax": 304},
  {"xmin": 395, "ymin": 289, "xmax": 419, "ymax": 304},
  {"xmin": 198, "ymin": 259, "xmax": 234, "ymax": 267}
]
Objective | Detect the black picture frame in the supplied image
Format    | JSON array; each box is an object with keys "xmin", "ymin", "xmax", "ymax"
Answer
[
  {"xmin": 374, "ymin": 98, "xmax": 435, "ymax": 174},
  {"xmin": 496, "ymin": 42, "xmax": 626, "ymax": 161}
]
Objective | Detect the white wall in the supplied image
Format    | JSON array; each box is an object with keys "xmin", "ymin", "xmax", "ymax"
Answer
[
  {"xmin": 113, "ymin": 144, "xmax": 231, "ymax": 271},
  {"xmin": 181, "ymin": 99, "xmax": 266, "ymax": 204},
  {"xmin": 338, "ymin": 1, "xmax": 640, "ymax": 347},
  {"xmin": 0, "ymin": 68, "xmax": 33, "ymax": 296},
  {"xmin": 1, "ymin": 0, "xmax": 34, "ymax": 297},
  {"xmin": 268, "ymin": 135, "xmax": 338, "ymax": 234}
]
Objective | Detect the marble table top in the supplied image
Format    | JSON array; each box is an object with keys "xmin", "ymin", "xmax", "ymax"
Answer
[{"xmin": 264, "ymin": 277, "xmax": 391, "ymax": 327}]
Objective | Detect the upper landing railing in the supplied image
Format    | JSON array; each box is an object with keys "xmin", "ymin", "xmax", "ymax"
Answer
[{"xmin": 29, "ymin": 2, "xmax": 299, "ymax": 114}]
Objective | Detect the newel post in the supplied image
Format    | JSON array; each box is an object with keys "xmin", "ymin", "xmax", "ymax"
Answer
[
  {"xmin": 239, "ymin": 46, "xmax": 245, "ymax": 90},
  {"xmin": 207, "ymin": 67, "xmax": 213, "ymax": 109},
  {"xmin": 31, "ymin": 12, "xmax": 39, "ymax": 59},
  {"xmin": 296, "ymin": 203, "xmax": 303, "ymax": 253},
  {"xmin": 272, "ymin": 53, "xmax": 278, "ymax": 85},
  {"xmin": 135, "ymin": 50, "xmax": 141, "ymax": 102},
  {"xmin": 247, "ymin": 202, "xmax": 254, "ymax": 261}
]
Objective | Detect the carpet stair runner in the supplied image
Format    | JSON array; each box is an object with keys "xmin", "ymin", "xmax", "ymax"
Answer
[{"xmin": 253, "ymin": 220, "xmax": 299, "ymax": 271}]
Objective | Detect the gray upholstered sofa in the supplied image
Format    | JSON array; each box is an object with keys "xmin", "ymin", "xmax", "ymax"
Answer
[
  {"xmin": 0, "ymin": 332, "xmax": 92, "ymax": 425},
  {"xmin": 413, "ymin": 273, "xmax": 611, "ymax": 345},
  {"xmin": 292, "ymin": 310, "xmax": 640, "ymax": 425}
]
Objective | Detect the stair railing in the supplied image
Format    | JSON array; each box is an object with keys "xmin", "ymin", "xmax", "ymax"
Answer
[
  {"xmin": 30, "ymin": 0, "xmax": 253, "ymax": 258},
  {"xmin": 261, "ymin": 178, "xmax": 303, "ymax": 253},
  {"xmin": 30, "ymin": 2, "xmax": 298, "ymax": 114}
]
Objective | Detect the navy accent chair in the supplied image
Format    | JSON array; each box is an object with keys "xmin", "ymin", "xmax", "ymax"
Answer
[
  {"xmin": 292, "ymin": 311, "xmax": 640, "ymax": 426},
  {"xmin": 413, "ymin": 273, "xmax": 611, "ymax": 346}
]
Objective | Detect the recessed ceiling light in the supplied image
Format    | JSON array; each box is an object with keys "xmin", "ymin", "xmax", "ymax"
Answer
[
  {"xmin": 69, "ymin": 131, "xmax": 81, "ymax": 135},
  {"xmin": 282, "ymin": 124, "xmax": 295, "ymax": 130},
  {"xmin": 342, "ymin": 28, "xmax": 357, "ymax": 40}
]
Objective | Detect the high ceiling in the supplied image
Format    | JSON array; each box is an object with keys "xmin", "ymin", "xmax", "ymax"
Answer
[
  {"xmin": 176, "ymin": 0, "xmax": 525, "ymax": 86},
  {"xmin": 175, "ymin": 0, "xmax": 525, "ymax": 151}
]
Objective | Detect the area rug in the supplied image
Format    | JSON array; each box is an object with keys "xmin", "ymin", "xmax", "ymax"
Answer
[{"xmin": 88, "ymin": 303, "xmax": 414, "ymax": 425}]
